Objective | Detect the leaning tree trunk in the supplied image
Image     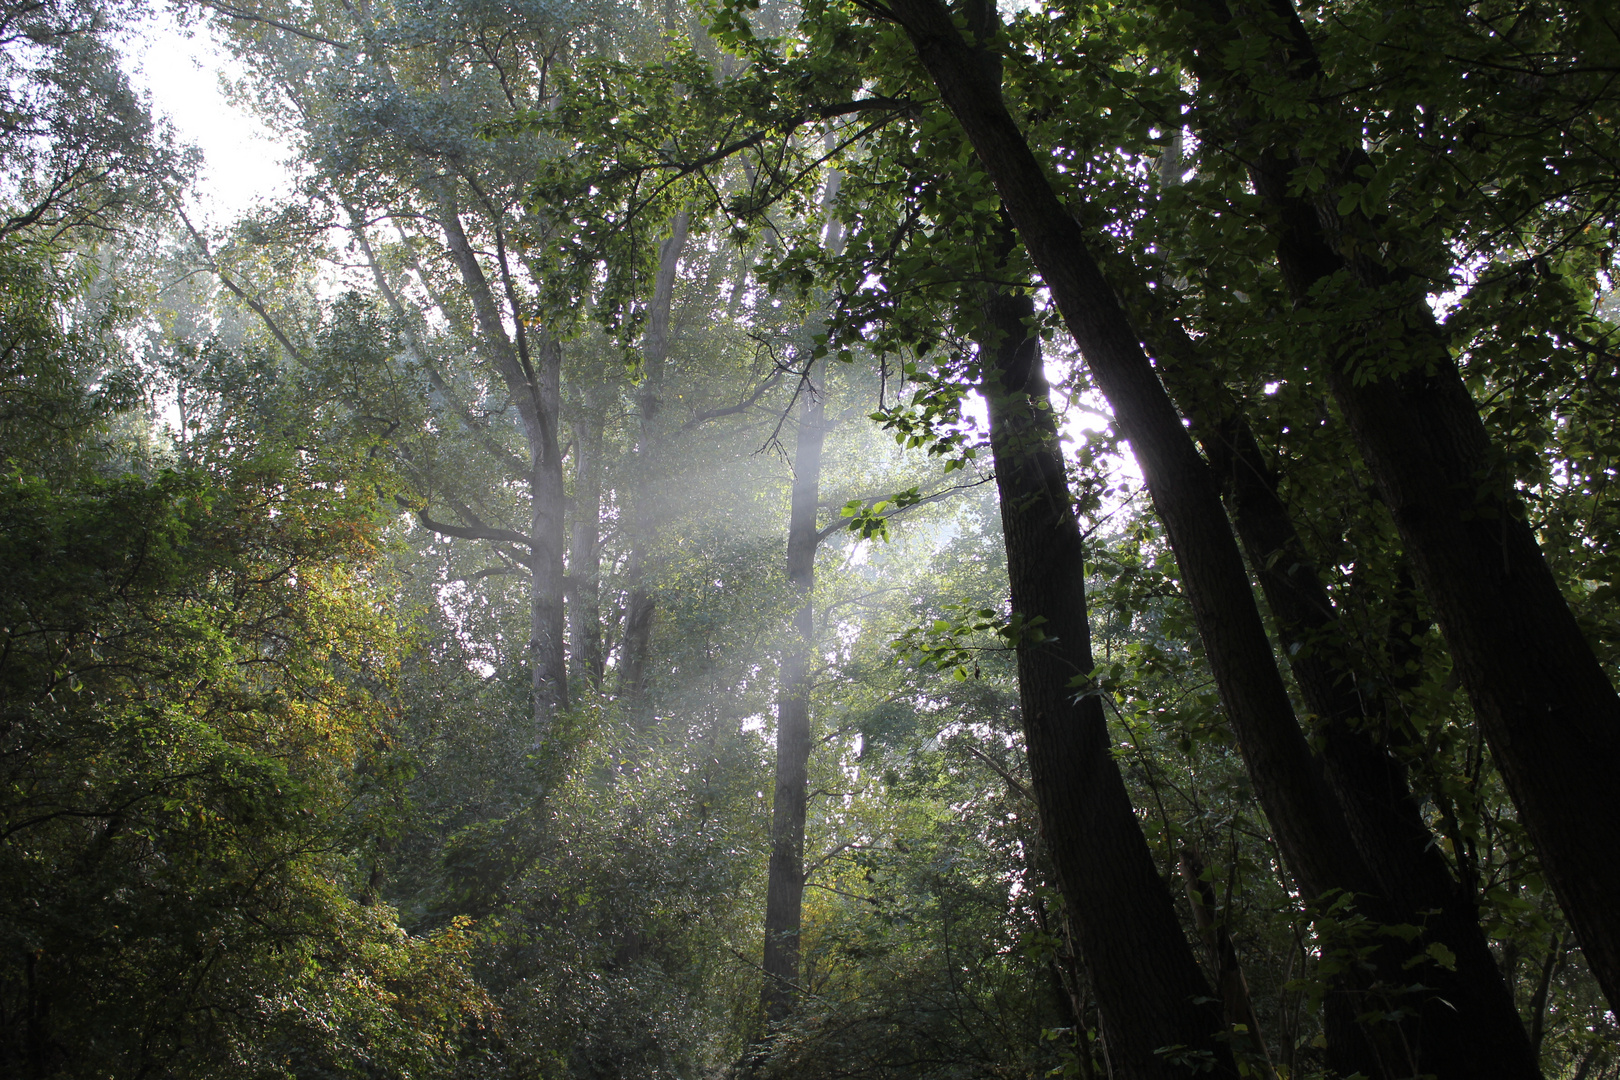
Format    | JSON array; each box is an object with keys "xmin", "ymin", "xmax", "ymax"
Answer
[
  {"xmin": 618, "ymin": 212, "xmax": 690, "ymax": 708},
  {"xmin": 1177, "ymin": 0, "xmax": 1620, "ymax": 1014},
  {"xmin": 883, "ymin": 2, "xmax": 1444, "ymax": 1073},
  {"xmin": 1112, "ymin": 268, "xmax": 1541, "ymax": 1080},
  {"xmin": 760, "ymin": 363, "xmax": 826, "ymax": 1026},
  {"xmin": 975, "ymin": 282, "xmax": 1234, "ymax": 1079}
]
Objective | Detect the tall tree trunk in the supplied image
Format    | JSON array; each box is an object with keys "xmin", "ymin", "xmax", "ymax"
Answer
[
  {"xmin": 1178, "ymin": 0, "xmax": 1620, "ymax": 1013},
  {"xmin": 1116, "ymin": 271, "xmax": 1541, "ymax": 1080},
  {"xmin": 528, "ymin": 333, "xmax": 570, "ymax": 728},
  {"xmin": 759, "ymin": 178, "xmax": 845, "ymax": 1032},
  {"xmin": 569, "ymin": 392, "xmax": 606, "ymax": 692},
  {"xmin": 436, "ymin": 191, "xmax": 568, "ymax": 733},
  {"xmin": 974, "ymin": 283, "xmax": 1233, "ymax": 1079},
  {"xmin": 882, "ymin": 3, "xmax": 1461, "ymax": 1073},
  {"xmin": 618, "ymin": 211, "xmax": 690, "ymax": 706},
  {"xmin": 760, "ymin": 364, "xmax": 825, "ymax": 1026}
]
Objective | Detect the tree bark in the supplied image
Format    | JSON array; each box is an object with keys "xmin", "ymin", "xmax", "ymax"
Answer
[
  {"xmin": 1117, "ymin": 272, "xmax": 1542, "ymax": 1080},
  {"xmin": 618, "ymin": 211, "xmax": 690, "ymax": 706},
  {"xmin": 881, "ymin": 3, "xmax": 1449, "ymax": 1073},
  {"xmin": 1178, "ymin": 0, "xmax": 1620, "ymax": 1014},
  {"xmin": 975, "ymin": 284, "xmax": 1233, "ymax": 1079},
  {"xmin": 760, "ymin": 363, "xmax": 825, "ymax": 1026}
]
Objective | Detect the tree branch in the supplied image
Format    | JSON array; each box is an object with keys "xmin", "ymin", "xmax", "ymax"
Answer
[
  {"xmin": 414, "ymin": 505, "xmax": 535, "ymax": 548},
  {"xmin": 679, "ymin": 372, "xmax": 783, "ymax": 431},
  {"xmin": 194, "ymin": 0, "xmax": 351, "ymax": 47}
]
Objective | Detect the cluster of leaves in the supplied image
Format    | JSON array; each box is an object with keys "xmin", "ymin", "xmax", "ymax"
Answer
[{"xmin": 0, "ymin": 457, "xmax": 492, "ymax": 1076}]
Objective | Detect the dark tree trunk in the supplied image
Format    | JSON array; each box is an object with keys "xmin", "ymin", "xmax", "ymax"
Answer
[
  {"xmin": 1120, "ymin": 279, "xmax": 1541, "ymax": 1080},
  {"xmin": 760, "ymin": 366, "xmax": 825, "ymax": 1025},
  {"xmin": 885, "ymin": 0, "xmax": 1363, "ymax": 913},
  {"xmin": 618, "ymin": 212, "xmax": 689, "ymax": 706},
  {"xmin": 1178, "ymin": 0, "xmax": 1620, "ymax": 1014},
  {"xmin": 974, "ymin": 284, "xmax": 1234, "ymax": 1079},
  {"xmin": 884, "ymin": 3, "xmax": 1455, "ymax": 1073}
]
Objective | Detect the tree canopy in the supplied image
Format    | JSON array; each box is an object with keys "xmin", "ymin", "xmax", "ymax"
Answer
[{"xmin": 2, "ymin": 0, "xmax": 1618, "ymax": 1077}]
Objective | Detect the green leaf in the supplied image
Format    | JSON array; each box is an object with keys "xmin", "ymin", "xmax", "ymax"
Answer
[{"xmin": 1425, "ymin": 942, "xmax": 1458, "ymax": 971}]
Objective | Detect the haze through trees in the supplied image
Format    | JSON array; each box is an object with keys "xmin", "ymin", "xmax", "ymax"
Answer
[{"xmin": 2, "ymin": 0, "xmax": 1619, "ymax": 1076}]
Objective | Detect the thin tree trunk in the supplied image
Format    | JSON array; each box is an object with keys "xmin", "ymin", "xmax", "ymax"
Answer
[
  {"xmin": 975, "ymin": 283, "xmax": 1233, "ymax": 1079},
  {"xmin": 760, "ymin": 365, "xmax": 825, "ymax": 1025},
  {"xmin": 759, "ymin": 176, "xmax": 847, "ymax": 1033},
  {"xmin": 1178, "ymin": 846, "xmax": 1275, "ymax": 1078},
  {"xmin": 569, "ymin": 389, "xmax": 606, "ymax": 692},
  {"xmin": 1179, "ymin": 0, "xmax": 1620, "ymax": 1014},
  {"xmin": 529, "ymin": 333, "xmax": 570, "ymax": 726},
  {"xmin": 1527, "ymin": 934, "xmax": 1566, "ymax": 1064},
  {"xmin": 618, "ymin": 211, "xmax": 690, "ymax": 705}
]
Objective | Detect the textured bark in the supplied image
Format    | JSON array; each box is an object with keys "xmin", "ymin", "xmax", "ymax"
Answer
[
  {"xmin": 760, "ymin": 367, "xmax": 825, "ymax": 1025},
  {"xmin": 1122, "ymin": 279, "xmax": 1542, "ymax": 1080},
  {"xmin": 618, "ymin": 212, "xmax": 689, "ymax": 705},
  {"xmin": 1179, "ymin": 0, "xmax": 1620, "ymax": 1014},
  {"xmin": 975, "ymin": 286, "xmax": 1233, "ymax": 1079}
]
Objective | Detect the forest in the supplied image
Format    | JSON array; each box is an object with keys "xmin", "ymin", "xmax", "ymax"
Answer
[{"xmin": 2, "ymin": 0, "xmax": 1618, "ymax": 1075}]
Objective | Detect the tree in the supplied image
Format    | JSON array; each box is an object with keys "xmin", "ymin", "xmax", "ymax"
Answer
[
  {"xmin": 1163, "ymin": 0, "xmax": 1620, "ymax": 1011},
  {"xmin": 7, "ymin": 0, "xmax": 1620, "ymax": 1074},
  {"xmin": 0, "ymin": 448, "xmax": 490, "ymax": 1078},
  {"xmin": 971, "ymin": 276, "xmax": 1234, "ymax": 1076},
  {"xmin": 0, "ymin": 0, "xmax": 186, "ymax": 242}
]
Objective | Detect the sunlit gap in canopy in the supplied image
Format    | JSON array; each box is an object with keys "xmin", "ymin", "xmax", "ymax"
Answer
[{"xmin": 118, "ymin": 10, "xmax": 297, "ymax": 225}]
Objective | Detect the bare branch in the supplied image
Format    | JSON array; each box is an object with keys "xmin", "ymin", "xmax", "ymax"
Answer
[
  {"xmin": 414, "ymin": 505, "xmax": 535, "ymax": 548},
  {"xmin": 174, "ymin": 199, "xmax": 310, "ymax": 364},
  {"xmin": 679, "ymin": 372, "xmax": 783, "ymax": 431},
  {"xmin": 194, "ymin": 0, "xmax": 351, "ymax": 47},
  {"xmin": 955, "ymin": 739, "xmax": 1032, "ymax": 803}
]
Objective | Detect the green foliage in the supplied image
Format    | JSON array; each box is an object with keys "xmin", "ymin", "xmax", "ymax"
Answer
[
  {"xmin": 0, "ymin": 462, "xmax": 489, "ymax": 1077},
  {"xmin": 3, "ymin": 0, "xmax": 1618, "ymax": 1075},
  {"xmin": 0, "ymin": 0, "xmax": 189, "ymax": 241},
  {"xmin": 0, "ymin": 238, "xmax": 146, "ymax": 477}
]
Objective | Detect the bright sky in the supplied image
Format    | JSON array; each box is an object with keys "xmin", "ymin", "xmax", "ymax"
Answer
[
  {"xmin": 119, "ymin": 14, "xmax": 296, "ymax": 223},
  {"xmin": 113, "ymin": 10, "xmax": 1130, "ymax": 486}
]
